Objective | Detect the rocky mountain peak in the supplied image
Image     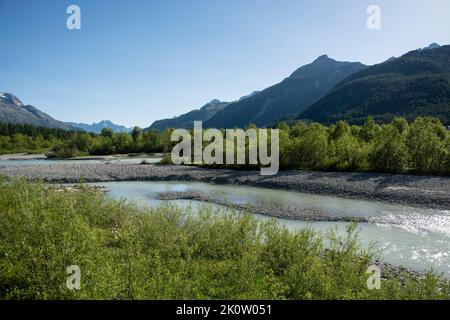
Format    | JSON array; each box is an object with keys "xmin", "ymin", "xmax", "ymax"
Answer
[
  {"xmin": 313, "ymin": 54, "xmax": 333, "ymax": 63},
  {"xmin": 0, "ymin": 92, "xmax": 24, "ymax": 107},
  {"xmin": 424, "ymin": 43, "xmax": 441, "ymax": 50}
]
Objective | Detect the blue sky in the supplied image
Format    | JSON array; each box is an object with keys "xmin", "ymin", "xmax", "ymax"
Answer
[{"xmin": 1, "ymin": 0, "xmax": 449, "ymax": 127}]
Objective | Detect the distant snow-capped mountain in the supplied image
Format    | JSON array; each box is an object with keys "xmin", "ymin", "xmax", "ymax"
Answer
[
  {"xmin": 0, "ymin": 92, "xmax": 75, "ymax": 130},
  {"xmin": 68, "ymin": 120, "xmax": 131, "ymax": 133},
  {"xmin": 0, "ymin": 92, "xmax": 131, "ymax": 133},
  {"xmin": 0, "ymin": 92, "xmax": 24, "ymax": 106}
]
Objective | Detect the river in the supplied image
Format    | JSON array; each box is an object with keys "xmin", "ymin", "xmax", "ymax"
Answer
[
  {"xmin": 2, "ymin": 155, "xmax": 449, "ymax": 276},
  {"xmin": 94, "ymin": 181, "xmax": 450, "ymax": 276}
]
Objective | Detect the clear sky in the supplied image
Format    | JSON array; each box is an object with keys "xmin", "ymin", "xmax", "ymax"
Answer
[{"xmin": 1, "ymin": 0, "xmax": 449, "ymax": 127}]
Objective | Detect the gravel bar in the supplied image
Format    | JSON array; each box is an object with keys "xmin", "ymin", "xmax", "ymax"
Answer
[
  {"xmin": 1, "ymin": 163, "xmax": 449, "ymax": 209},
  {"xmin": 156, "ymin": 191, "xmax": 367, "ymax": 222}
]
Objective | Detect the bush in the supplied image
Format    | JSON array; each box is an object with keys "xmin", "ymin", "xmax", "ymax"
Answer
[
  {"xmin": 332, "ymin": 131, "xmax": 369, "ymax": 170},
  {"xmin": 49, "ymin": 144, "xmax": 80, "ymax": 158},
  {"xmin": 406, "ymin": 117, "xmax": 448, "ymax": 174},
  {"xmin": 157, "ymin": 153, "xmax": 173, "ymax": 165},
  {"xmin": 370, "ymin": 125, "xmax": 409, "ymax": 173},
  {"xmin": 287, "ymin": 124, "xmax": 330, "ymax": 170}
]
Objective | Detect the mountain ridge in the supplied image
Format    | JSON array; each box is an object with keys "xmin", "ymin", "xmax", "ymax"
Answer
[
  {"xmin": 68, "ymin": 120, "xmax": 131, "ymax": 133},
  {"xmin": 204, "ymin": 55, "xmax": 367, "ymax": 128},
  {"xmin": 298, "ymin": 44, "xmax": 450, "ymax": 125},
  {"xmin": 147, "ymin": 99, "xmax": 230, "ymax": 131},
  {"xmin": 0, "ymin": 92, "xmax": 76, "ymax": 130}
]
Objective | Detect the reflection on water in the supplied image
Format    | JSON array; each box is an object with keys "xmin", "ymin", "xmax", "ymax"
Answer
[{"xmin": 95, "ymin": 181, "xmax": 450, "ymax": 276}]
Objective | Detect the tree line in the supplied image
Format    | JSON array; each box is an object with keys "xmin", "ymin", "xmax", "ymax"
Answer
[
  {"xmin": 276, "ymin": 116, "xmax": 449, "ymax": 175},
  {"xmin": 1, "ymin": 116, "xmax": 449, "ymax": 175},
  {"xmin": 0, "ymin": 123, "xmax": 172, "ymax": 156},
  {"xmin": 48, "ymin": 127, "xmax": 173, "ymax": 158},
  {"xmin": 0, "ymin": 123, "xmax": 76, "ymax": 154},
  {"xmin": 175, "ymin": 116, "xmax": 450, "ymax": 175}
]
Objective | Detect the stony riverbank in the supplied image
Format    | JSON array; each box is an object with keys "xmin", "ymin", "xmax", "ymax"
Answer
[
  {"xmin": 156, "ymin": 190, "xmax": 367, "ymax": 222},
  {"xmin": 51, "ymin": 184, "xmax": 106, "ymax": 195},
  {"xmin": 0, "ymin": 163, "xmax": 449, "ymax": 209}
]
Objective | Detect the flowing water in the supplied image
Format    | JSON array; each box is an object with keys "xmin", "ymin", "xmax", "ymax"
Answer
[{"xmin": 94, "ymin": 181, "xmax": 450, "ymax": 276}]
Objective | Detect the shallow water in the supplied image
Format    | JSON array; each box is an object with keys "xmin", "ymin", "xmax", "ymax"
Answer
[
  {"xmin": 95, "ymin": 181, "xmax": 450, "ymax": 276},
  {"xmin": 0, "ymin": 155, "xmax": 162, "ymax": 167}
]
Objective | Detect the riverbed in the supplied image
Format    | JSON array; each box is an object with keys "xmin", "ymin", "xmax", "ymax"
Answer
[
  {"xmin": 92, "ymin": 181, "xmax": 450, "ymax": 276},
  {"xmin": 0, "ymin": 153, "xmax": 163, "ymax": 166},
  {"xmin": 1, "ymin": 163, "xmax": 448, "ymax": 209},
  {"xmin": 1, "ymin": 161, "xmax": 449, "ymax": 276}
]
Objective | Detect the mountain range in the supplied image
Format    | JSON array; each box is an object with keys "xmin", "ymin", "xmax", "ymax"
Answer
[
  {"xmin": 0, "ymin": 93, "xmax": 74, "ymax": 130},
  {"xmin": 148, "ymin": 99, "xmax": 230, "ymax": 131},
  {"xmin": 2, "ymin": 43, "xmax": 449, "ymax": 132},
  {"xmin": 0, "ymin": 93, "xmax": 130, "ymax": 133},
  {"xmin": 147, "ymin": 91, "xmax": 264, "ymax": 131},
  {"xmin": 204, "ymin": 55, "xmax": 367, "ymax": 128},
  {"xmin": 67, "ymin": 120, "xmax": 131, "ymax": 133},
  {"xmin": 298, "ymin": 44, "xmax": 450, "ymax": 124},
  {"xmin": 148, "ymin": 43, "xmax": 450, "ymax": 129}
]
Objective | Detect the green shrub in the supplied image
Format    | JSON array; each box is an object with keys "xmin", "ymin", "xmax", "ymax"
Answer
[
  {"xmin": 157, "ymin": 153, "xmax": 173, "ymax": 165},
  {"xmin": 370, "ymin": 124, "xmax": 409, "ymax": 173},
  {"xmin": 406, "ymin": 117, "xmax": 448, "ymax": 174},
  {"xmin": 0, "ymin": 178, "xmax": 449, "ymax": 300}
]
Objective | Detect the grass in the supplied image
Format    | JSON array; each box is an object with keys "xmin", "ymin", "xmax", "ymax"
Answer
[{"xmin": 0, "ymin": 177, "xmax": 449, "ymax": 300}]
